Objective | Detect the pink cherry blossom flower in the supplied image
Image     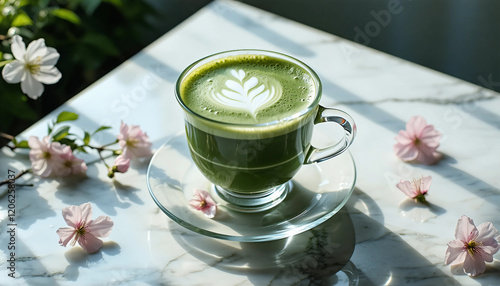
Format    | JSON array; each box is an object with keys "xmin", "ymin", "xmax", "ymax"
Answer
[
  {"xmin": 394, "ymin": 116, "xmax": 442, "ymax": 165},
  {"xmin": 2, "ymin": 35, "xmax": 61, "ymax": 99},
  {"xmin": 445, "ymin": 215, "xmax": 500, "ymax": 276},
  {"xmin": 55, "ymin": 147, "xmax": 88, "ymax": 176},
  {"xmin": 28, "ymin": 136, "xmax": 67, "ymax": 177},
  {"xmin": 107, "ymin": 155, "xmax": 130, "ymax": 178},
  {"xmin": 113, "ymin": 155, "xmax": 130, "ymax": 173},
  {"xmin": 56, "ymin": 202, "xmax": 114, "ymax": 254},
  {"xmin": 189, "ymin": 189, "xmax": 217, "ymax": 218},
  {"xmin": 117, "ymin": 122, "xmax": 152, "ymax": 160},
  {"xmin": 396, "ymin": 175, "xmax": 431, "ymax": 203}
]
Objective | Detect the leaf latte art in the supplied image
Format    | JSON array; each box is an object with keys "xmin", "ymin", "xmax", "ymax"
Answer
[{"xmin": 210, "ymin": 69, "xmax": 282, "ymax": 118}]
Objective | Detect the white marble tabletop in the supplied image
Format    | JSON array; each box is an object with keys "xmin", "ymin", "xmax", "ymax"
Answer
[{"xmin": 1, "ymin": 0, "xmax": 500, "ymax": 285}]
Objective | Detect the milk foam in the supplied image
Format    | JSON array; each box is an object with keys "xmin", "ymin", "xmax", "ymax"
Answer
[
  {"xmin": 210, "ymin": 69, "xmax": 282, "ymax": 119},
  {"xmin": 180, "ymin": 55, "xmax": 317, "ymax": 125}
]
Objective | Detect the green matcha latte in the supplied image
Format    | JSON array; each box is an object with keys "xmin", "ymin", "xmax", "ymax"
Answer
[{"xmin": 177, "ymin": 52, "xmax": 320, "ymax": 193}]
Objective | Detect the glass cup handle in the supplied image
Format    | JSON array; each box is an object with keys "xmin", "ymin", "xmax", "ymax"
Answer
[{"xmin": 304, "ymin": 106, "xmax": 357, "ymax": 164}]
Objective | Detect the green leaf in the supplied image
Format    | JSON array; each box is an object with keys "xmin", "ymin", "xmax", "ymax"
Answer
[
  {"xmin": 15, "ymin": 140, "xmax": 29, "ymax": 148},
  {"xmin": 83, "ymin": 131, "xmax": 91, "ymax": 145},
  {"xmin": 56, "ymin": 111, "xmax": 79, "ymax": 123},
  {"xmin": 76, "ymin": 145, "xmax": 88, "ymax": 153},
  {"xmin": 18, "ymin": 0, "xmax": 31, "ymax": 8},
  {"xmin": 93, "ymin": 125, "xmax": 112, "ymax": 134},
  {"xmin": 11, "ymin": 11, "xmax": 33, "ymax": 27},
  {"xmin": 58, "ymin": 138, "xmax": 78, "ymax": 150},
  {"xmin": 103, "ymin": 0, "xmax": 122, "ymax": 7},
  {"xmin": 52, "ymin": 126, "xmax": 71, "ymax": 141},
  {"xmin": 51, "ymin": 8, "xmax": 81, "ymax": 25},
  {"xmin": 0, "ymin": 60, "xmax": 13, "ymax": 68},
  {"xmin": 80, "ymin": 0, "xmax": 102, "ymax": 15}
]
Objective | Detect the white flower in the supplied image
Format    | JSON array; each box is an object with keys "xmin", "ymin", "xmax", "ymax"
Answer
[{"xmin": 2, "ymin": 35, "xmax": 61, "ymax": 99}]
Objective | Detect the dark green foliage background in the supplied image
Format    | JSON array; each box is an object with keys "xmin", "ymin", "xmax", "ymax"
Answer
[{"xmin": 0, "ymin": 0, "xmax": 211, "ymax": 141}]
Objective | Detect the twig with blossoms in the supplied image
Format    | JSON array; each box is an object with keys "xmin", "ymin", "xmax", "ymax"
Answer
[{"xmin": 0, "ymin": 111, "xmax": 152, "ymax": 186}]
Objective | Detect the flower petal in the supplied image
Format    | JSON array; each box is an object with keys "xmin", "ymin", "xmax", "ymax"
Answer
[
  {"xmin": 33, "ymin": 65, "xmax": 61, "ymax": 84},
  {"xmin": 406, "ymin": 116, "xmax": 427, "ymax": 138},
  {"xmin": 78, "ymin": 232, "xmax": 104, "ymax": 254},
  {"xmin": 2, "ymin": 60, "xmax": 26, "ymax": 83},
  {"xmin": 40, "ymin": 47, "xmax": 60, "ymax": 66},
  {"xmin": 455, "ymin": 216, "xmax": 477, "ymax": 242},
  {"xmin": 114, "ymin": 155, "xmax": 130, "ymax": 173},
  {"xmin": 10, "ymin": 35, "xmax": 26, "ymax": 61},
  {"xmin": 396, "ymin": 180, "xmax": 417, "ymax": 198},
  {"xmin": 394, "ymin": 130, "xmax": 413, "ymax": 145},
  {"xmin": 57, "ymin": 227, "xmax": 76, "ymax": 247},
  {"xmin": 117, "ymin": 121, "xmax": 128, "ymax": 141},
  {"xmin": 476, "ymin": 222, "xmax": 500, "ymax": 243},
  {"xmin": 477, "ymin": 245, "xmax": 495, "ymax": 263},
  {"xmin": 463, "ymin": 253, "xmax": 486, "ymax": 276},
  {"xmin": 445, "ymin": 239, "xmax": 466, "ymax": 265},
  {"xmin": 205, "ymin": 193, "xmax": 217, "ymax": 206},
  {"xmin": 79, "ymin": 203, "xmax": 93, "ymax": 223},
  {"xmin": 419, "ymin": 125, "xmax": 442, "ymax": 148},
  {"xmin": 28, "ymin": 136, "xmax": 42, "ymax": 150},
  {"xmin": 117, "ymin": 122, "xmax": 152, "ymax": 159},
  {"xmin": 20, "ymin": 72, "xmax": 44, "ymax": 99},
  {"xmin": 25, "ymin": 38, "xmax": 48, "ymax": 62},
  {"xmin": 31, "ymin": 158, "xmax": 51, "ymax": 177},
  {"xmin": 54, "ymin": 165, "xmax": 72, "ymax": 177},
  {"xmin": 202, "ymin": 205, "xmax": 217, "ymax": 218},
  {"xmin": 189, "ymin": 198, "xmax": 203, "ymax": 210},
  {"xmin": 415, "ymin": 144, "xmax": 439, "ymax": 165},
  {"xmin": 420, "ymin": 176, "xmax": 432, "ymax": 194},
  {"xmin": 62, "ymin": 205, "xmax": 82, "ymax": 228},
  {"xmin": 87, "ymin": 215, "xmax": 114, "ymax": 238},
  {"xmin": 393, "ymin": 142, "xmax": 418, "ymax": 161}
]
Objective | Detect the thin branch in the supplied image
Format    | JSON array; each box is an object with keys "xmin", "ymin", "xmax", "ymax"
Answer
[
  {"xmin": 0, "ymin": 169, "xmax": 32, "ymax": 187},
  {"xmin": 0, "ymin": 132, "xmax": 15, "ymax": 141}
]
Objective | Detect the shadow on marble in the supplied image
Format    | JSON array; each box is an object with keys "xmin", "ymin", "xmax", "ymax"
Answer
[
  {"xmin": 63, "ymin": 241, "xmax": 121, "ymax": 281},
  {"xmin": 466, "ymin": 105, "xmax": 500, "ymax": 130},
  {"xmin": 54, "ymin": 171, "xmax": 132, "ymax": 216},
  {"xmin": 14, "ymin": 238, "xmax": 58, "ymax": 283},
  {"xmin": 422, "ymin": 154, "xmax": 500, "ymax": 210},
  {"xmin": 15, "ymin": 180, "xmax": 57, "ymax": 231},
  {"xmin": 113, "ymin": 178, "xmax": 144, "ymax": 206},
  {"xmin": 210, "ymin": 1, "xmax": 315, "ymax": 57},
  {"xmin": 321, "ymin": 75, "xmax": 500, "ymax": 209},
  {"xmin": 347, "ymin": 188, "xmax": 460, "ymax": 285},
  {"xmin": 165, "ymin": 208, "xmax": 357, "ymax": 285},
  {"xmin": 448, "ymin": 259, "xmax": 500, "ymax": 284},
  {"xmin": 132, "ymin": 52, "xmax": 180, "ymax": 84},
  {"xmin": 320, "ymin": 77, "xmax": 405, "ymax": 134},
  {"xmin": 398, "ymin": 198, "xmax": 446, "ymax": 223}
]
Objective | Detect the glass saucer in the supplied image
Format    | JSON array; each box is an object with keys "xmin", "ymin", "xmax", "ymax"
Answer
[{"xmin": 147, "ymin": 132, "xmax": 356, "ymax": 242}]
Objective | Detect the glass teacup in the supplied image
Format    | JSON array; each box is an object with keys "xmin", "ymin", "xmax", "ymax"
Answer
[{"xmin": 175, "ymin": 49, "xmax": 356, "ymax": 212}]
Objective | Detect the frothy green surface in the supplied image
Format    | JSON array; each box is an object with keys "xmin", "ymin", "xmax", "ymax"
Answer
[{"xmin": 180, "ymin": 54, "xmax": 317, "ymax": 124}]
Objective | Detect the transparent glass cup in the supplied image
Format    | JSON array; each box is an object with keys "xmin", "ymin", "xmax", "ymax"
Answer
[{"xmin": 175, "ymin": 49, "xmax": 356, "ymax": 212}]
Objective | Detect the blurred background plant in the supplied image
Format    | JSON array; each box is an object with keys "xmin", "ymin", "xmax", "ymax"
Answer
[
  {"xmin": 0, "ymin": 0, "xmax": 157, "ymax": 138},
  {"xmin": 0, "ymin": 0, "xmax": 211, "ymax": 141}
]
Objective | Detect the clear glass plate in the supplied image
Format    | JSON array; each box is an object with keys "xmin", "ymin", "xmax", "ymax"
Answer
[{"xmin": 147, "ymin": 132, "xmax": 356, "ymax": 242}]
